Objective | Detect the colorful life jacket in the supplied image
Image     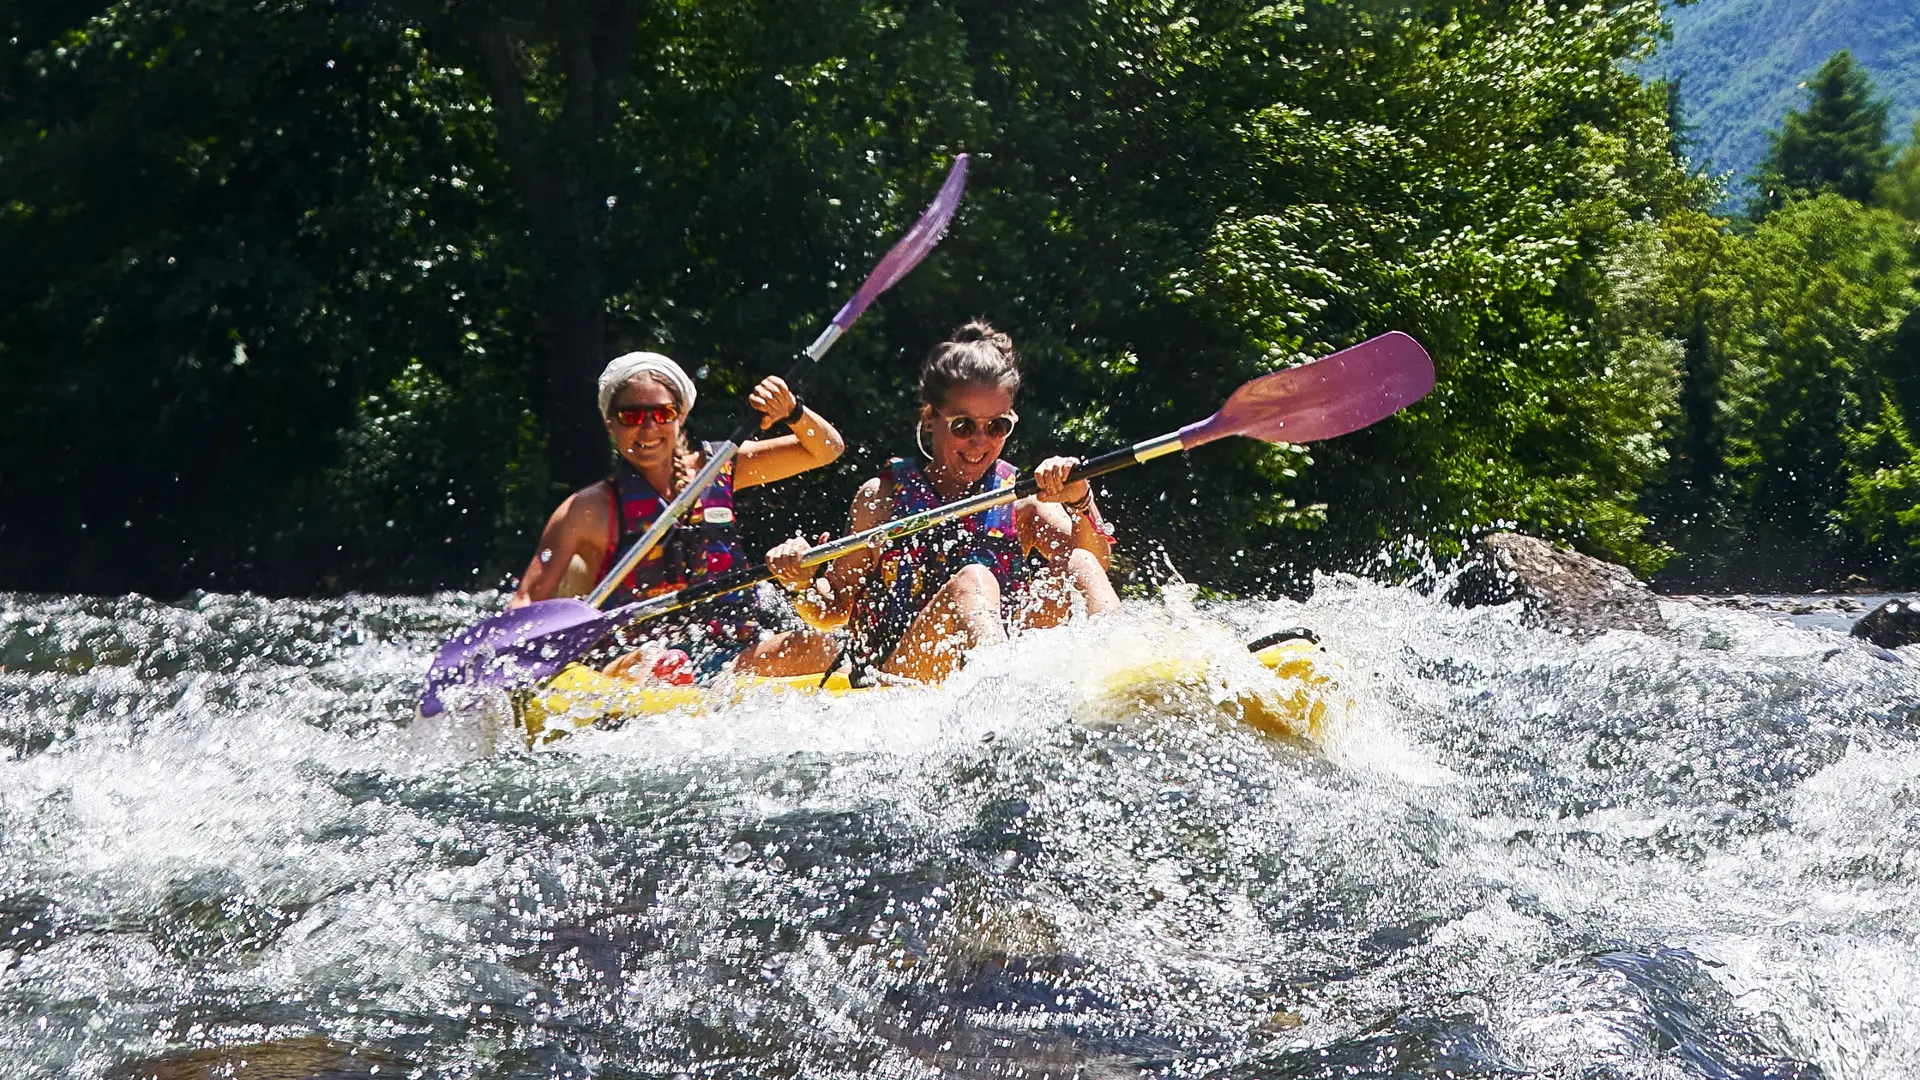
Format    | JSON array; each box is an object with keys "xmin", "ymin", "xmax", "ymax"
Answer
[
  {"xmin": 598, "ymin": 446, "xmax": 748, "ymax": 611},
  {"xmin": 849, "ymin": 457, "xmax": 1028, "ymax": 673}
]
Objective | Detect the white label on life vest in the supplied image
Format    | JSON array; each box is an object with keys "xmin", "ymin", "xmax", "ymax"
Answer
[{"xmin": 700, "ymin": 506, "xmax": 734, "ymax": 524}]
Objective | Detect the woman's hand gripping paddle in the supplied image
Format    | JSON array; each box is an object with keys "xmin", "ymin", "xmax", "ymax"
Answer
[
  {"xmin": 419, "ymin": 156, "xmax": 970, "ymax": 717},
  {"xmin": 462, "ymin": 331, "xmax": 1436, "ymax": 679}
]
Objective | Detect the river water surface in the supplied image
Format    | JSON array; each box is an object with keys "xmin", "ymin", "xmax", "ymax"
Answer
[{"xmin": 2, "ymin": 580, "xmax": 1917, "ymax": 1079}]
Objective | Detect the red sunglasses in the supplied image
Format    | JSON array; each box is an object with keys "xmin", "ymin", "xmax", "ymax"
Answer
[{"xmin": 615, "ymin": 402, "xmax": 681, "ymax": 427}]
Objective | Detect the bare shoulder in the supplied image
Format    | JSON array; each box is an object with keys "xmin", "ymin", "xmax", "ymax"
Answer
[{"xmin": 551, "ymin": 480, "xmax": 615, "ymax": 536}]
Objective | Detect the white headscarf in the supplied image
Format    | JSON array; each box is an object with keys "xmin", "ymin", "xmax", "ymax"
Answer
[{"xmin": 597, "ymin": 351, "xmax": 697, "ymax": 420}]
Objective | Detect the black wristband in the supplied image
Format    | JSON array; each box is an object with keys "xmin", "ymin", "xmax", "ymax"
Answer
[
  {"xmin": 1065, "ymin": 490, "xmax": 1095, "ymax": 515},
  {"xmin": 781, "ymin": 396, "xmax": 806, "ymax": 429}
]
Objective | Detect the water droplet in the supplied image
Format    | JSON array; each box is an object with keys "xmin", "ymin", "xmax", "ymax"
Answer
[{"xmin": 723, "ymin": 841, "xmax": 752, "ymax": 865}]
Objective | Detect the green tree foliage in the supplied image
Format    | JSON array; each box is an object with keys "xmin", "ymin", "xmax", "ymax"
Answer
[
  {"xmin": 1838, "ymin": 297, "xmax": 1920, "ymax": 578},
  {"xmin": 1749, "ymin": 50, "xmax": 1893, "ymax": 217},
  {"xmin": 378, "ymin": 1, "xmax": 658, "ymax": 485},
  {"xmin": 0, "ymin": 0, "xmax": 549, "ymax": 594},
  {"xmin": 1724, "ymin": 197, "xmax": 1915, "ymax": 582},
  {"xmin": 1640, "ymin": 210, "xmax": 1749, "ymax": 572},
  {"xmin": 1877, "ymin": 119, "xmax": 1920, "ymax": 220},
  {"xmin": 1649, "ymin": 195, "xmax": 1919, "ymax": 588},
  {"xmin": 1158, "ymin": 0, "xmax": 1704, "ymax": 578},
  {"xmin": 0, "ymin": 0, "xmax": 1828, "ymax": 597}
]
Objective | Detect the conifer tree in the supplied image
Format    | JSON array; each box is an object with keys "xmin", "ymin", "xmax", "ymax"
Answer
[{"xmin": 1749, "ymin": 50, "xmax": 1892, "ymax": 218}]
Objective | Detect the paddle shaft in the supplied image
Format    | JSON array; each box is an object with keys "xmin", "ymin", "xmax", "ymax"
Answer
[
  {"xmin": 418, "ymin": 329, "xmax": 1432, "ymax": 716},
  {"xmin": 616, "ymin": 430, "xmax": 1188, "ymax": 625}
]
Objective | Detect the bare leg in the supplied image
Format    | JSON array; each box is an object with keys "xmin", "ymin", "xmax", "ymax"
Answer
[
  {"xmin": 882, "ymin": 563, "xmax": 1006, "ymax": 682},
  {"xmin": 731, "ymin": 630, "xmax": 843, "ymax": 677},
  {"xmin": 1066, "ymin": 547, "xmax": 1122, "ymax": 615},
  {"xmin": 1022, "ymin": 547, "xmax": 1122, "ymax": 630}
]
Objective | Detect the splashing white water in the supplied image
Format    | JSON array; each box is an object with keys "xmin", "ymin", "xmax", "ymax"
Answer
[{"xmin": 1, "ymin": 580, "xmax": 1915, "ymax": 1078}]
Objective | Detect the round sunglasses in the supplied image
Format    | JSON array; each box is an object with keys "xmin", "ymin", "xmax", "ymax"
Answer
[
  {"xmin": 614, "ymin": 402, "xmax": 681, "ymax": 427},
  {"xmin": 938, "ymin": 410, "xmax": 1018, "ymax": 440}
]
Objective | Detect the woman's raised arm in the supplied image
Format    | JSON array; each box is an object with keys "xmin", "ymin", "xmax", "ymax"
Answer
[{"xmin": 734, "ymin": 376, "xmax": 845, "ymax": 489}]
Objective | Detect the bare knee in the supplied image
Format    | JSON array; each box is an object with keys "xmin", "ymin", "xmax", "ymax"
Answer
[
  {"xmin": 948, "ymin": 562, "xmax": 1003, "ymax": 606},
  {"xmin": 1063, "ymin": 548, "xmax": 1120, "ymax": 614},
  {"xmin": 1062, "ymin": 547, "xmax": 1103, "ymax": 578},
  {"xmin": 935, "ymin": 563, "xmax": 1007, "ymax": 649},
  {"xmin": 886, "ymin": 564, "xmax": 1008, "ymax": 679},
  {"xmin": 734, "ymin": 630, "xmax": 839, "ymax": 677}
]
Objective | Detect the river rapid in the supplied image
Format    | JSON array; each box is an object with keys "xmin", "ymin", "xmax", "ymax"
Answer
[{"xmin": 1, "ymin": 580, "xmax": 1916, "ymax": 1079}]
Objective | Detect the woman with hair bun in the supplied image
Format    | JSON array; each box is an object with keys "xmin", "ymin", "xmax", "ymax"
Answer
[
  {"xmin": 509, "ymin": 351, "xmax": 846, "ymax": 682},
  {"xmin": 766, "ymin": 320, "xmax": 1120, "ymax": 682}
]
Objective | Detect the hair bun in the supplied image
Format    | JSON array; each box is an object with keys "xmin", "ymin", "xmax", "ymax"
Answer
[
  {"xmin": 950, "ymin": 319, "xmax": 1013, "ymax": 356},
  {"xmin": 920, "ymin": 320, "xmax": 1022, "ymax": 408}
]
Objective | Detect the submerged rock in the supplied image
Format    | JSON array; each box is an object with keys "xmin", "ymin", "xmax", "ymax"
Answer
[
  {"xmin": 1448, "ymin": 532, "xmax": 1664, "ymax": 635},
  {"xmin": 1851, "ymin": 597, "xmax": 1920, "ymax": 648},
  {"xmin": 106, "ymin": 1036, "xmax": 408, "ymax": 1079}
]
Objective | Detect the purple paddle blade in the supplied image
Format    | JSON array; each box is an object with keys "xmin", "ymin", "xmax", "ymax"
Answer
[
  {"xmin": 829, "ymin": 155, "xmax": 969, "ymax": 329},
  {"xmin": 1178, "ymin": 331, "xmax": 1434, "ymax": 449},
  {"xmin": 419, "ymin": 598, "xmax": 631, "ymax": 716}
]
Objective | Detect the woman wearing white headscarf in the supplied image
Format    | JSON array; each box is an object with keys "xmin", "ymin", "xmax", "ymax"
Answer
[{"xmin": 508, "ymin": 353, "xmax": 846, "ymax": 681}]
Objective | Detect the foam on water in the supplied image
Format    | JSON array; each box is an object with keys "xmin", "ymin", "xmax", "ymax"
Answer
[{"xmin": 1, "ymin": 581, "xmax": 1916, "ymax": 1078}]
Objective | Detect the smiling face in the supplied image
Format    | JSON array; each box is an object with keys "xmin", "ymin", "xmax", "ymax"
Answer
[
  {"xmin": 923, "ymin": 381, "xmax": 1016, "ymax": 486},
  {"xmin": 604, "ymin": 376, "xmax": 683, "ymax": 476}
]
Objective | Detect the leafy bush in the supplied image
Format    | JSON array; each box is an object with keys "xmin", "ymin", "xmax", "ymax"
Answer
[{"xmin": 307, "ymin": 361, "xmax": 552, "ymax": 593}]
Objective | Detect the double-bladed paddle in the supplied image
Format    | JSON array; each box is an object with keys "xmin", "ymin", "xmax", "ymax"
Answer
[
  {"xmin": 418, "ymin": 156, "xmax": 969, "ymax": 717},
  {"xmin": 418, "ymin": 331, "xmax": 1434, "ymax": 714}
]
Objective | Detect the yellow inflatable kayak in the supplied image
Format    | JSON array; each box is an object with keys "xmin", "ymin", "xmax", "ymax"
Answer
[{"xmin": 516, "ymin": 633, "xmax": 1342, "ymax": 747}]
